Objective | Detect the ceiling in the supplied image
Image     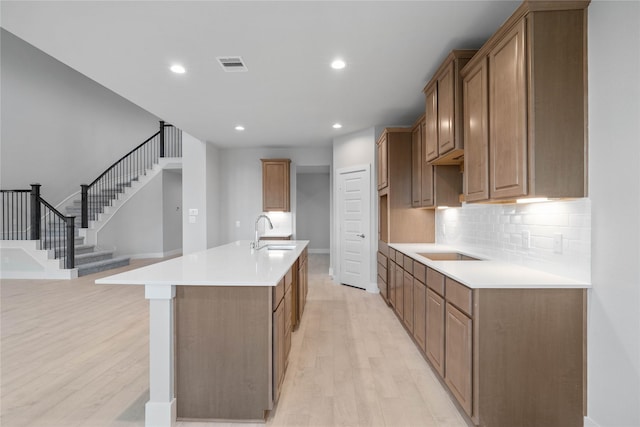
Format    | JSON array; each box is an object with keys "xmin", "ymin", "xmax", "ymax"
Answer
[{"xmin": 0, "ymin": 1, "xmax": 519, "ymax": 149}]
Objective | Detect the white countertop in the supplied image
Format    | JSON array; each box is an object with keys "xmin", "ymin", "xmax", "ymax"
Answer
[
  {"xmin": 389, "ymin": 243, "xmax": 591, "ymax": 289},
  {"xmin": 96, "ymin": 240, "xmax": 309, "ymax": 287}
]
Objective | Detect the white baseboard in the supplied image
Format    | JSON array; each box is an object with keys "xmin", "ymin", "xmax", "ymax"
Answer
[
  {"xmin": 367, "ymin": 281, "xmax": 380, "ymax": 294},
  {"xmin": 584, "ymin": 417, "xmax": 600, "ymax": 427}
]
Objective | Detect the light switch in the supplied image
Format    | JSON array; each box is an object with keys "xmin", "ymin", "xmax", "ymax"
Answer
[
  {"xmin": 235, "ymin": 221, "xmax": 241, "ymax": 228},
  {"xmin": 189, "ymin": 208, "xmax": 198, "ymax": 216}
]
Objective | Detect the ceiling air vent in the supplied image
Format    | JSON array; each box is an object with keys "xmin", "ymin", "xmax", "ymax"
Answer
[{"xmin": 216, "ymin": 56, "xmax": 248, "ymax": 72}]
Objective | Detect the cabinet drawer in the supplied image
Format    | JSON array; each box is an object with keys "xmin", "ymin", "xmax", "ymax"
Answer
[
  {"xmin": 377, "ymin": 262, "xmax": 388, "ymax": 282},
  {"xmin": 426, "ymin": 268, "xmax": 445, "ymax": 296},
  {"xmin": 377, "ymin": 251, "xmax": 388, "ymax": 267},
  {"xmin": 413, "ymin": 261, "xmax": 426, "ymax": 284},
  {"xmin": 446, "ymin": 278, "xmax": 472, "ymax": 316},
  {"xmin": 395, "ymin": 251, "xmax": 404, "ymax": 264},
  {"xmin": 378, "ymin": 240, "xmax": 389, "ymax": 256},
  {"xmin": 273, "ymin": 277, "xmax": 285, "ymax": 310},
  {"xmin": 389, "ymin": 248, "xmax": 397, "ymax": 260},
  {"xmin": 403, "ymin": 255, "xmax": 413, "ymax": 273}
]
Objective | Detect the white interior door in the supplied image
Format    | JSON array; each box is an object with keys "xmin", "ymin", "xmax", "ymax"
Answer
[{"xmin": 338, "ymin": 166, "xmax": 370, "ymax": 289}]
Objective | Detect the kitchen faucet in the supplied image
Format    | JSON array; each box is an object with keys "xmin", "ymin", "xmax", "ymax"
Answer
[{"xmin": 252, "ymin": 214, "xmax": 274, "ymax": 249}]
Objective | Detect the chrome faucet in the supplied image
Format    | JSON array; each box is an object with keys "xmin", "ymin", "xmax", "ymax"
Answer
[{"xmin": 252, "ymin": 214, "xmax": 274, "ymax": 249}]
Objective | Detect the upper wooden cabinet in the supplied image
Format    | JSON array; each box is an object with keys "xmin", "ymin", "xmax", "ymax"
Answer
[
  {"xmin": 462, "ymin": 1, "xmax": 589, "ymax": 202},
  {"xmin": 261, "ymin": 159, "xmax": 291, "ymax": 211},
  {"xmin": 377, "ymin": 128, "xmax": 435, "ymax": 244},
  {"xmin": 412, "ymin": 115, "xmax": 462, "ymax": 208},
  {"xmin": 423, "ymin": 50, "xmax": 477, "ymax": 165}
]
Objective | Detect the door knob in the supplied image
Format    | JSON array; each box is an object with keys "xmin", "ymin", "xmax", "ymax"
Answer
[{"xmin": 356, "ymin": 233, "xmax": 365, "ymax": 238}]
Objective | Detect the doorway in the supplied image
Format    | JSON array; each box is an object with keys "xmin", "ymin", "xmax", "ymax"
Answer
[{"xmin": 336, "ymin": 165, "xmax": 371, "ymax": 290}]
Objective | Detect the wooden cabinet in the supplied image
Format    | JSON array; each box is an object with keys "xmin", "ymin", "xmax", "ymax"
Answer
[
  {"xmin": 445, "ymin": 302, "xmax": 473, "ymax": 416},
  {"xmin": 378, "ymin": 128, "xmax": 435, "ymax": 244},
  {"xmin": 394, "ymin": 257, "xmax": 404, "ymax": 318},
  {"xmin": 462, "ymin": 2, "xmax": 588, "ymax": 202},
  {"xmin": 376, "ymin": 133, "xmax": 388, "ymax": 190},
  {"xmin": 413, "ymin": 114, "xmax": 462, "ymax": 209},
  {"xmin": 413, "ymin": 276, "xmax": 426, "ymax": 353},
  {"xmin": 422, "ymin": 50, "xmax": 476, "ymax": 165},
  {"xmin": 296, "ymin": 248, "xmax": 308, "ymax": 328},
  {"xmin": 273, "ymin": 295, "xmax": 286, "ymax": 401},
  {"xmin": 403, "ymin": 269, "xmax": 413, "ymax": 333},
  {"xmin": 261, "ymin": 159, "xmax": 291, "ymax": 211},
  {"xmin": 462, "ymin": 57, "xmax": 489, "ymax": 203},
  {"xmin": 426, "ymin": 287, "xmax": 445, "ymax": 377},
  {"xmin": 377, "ymin": 250, "xmax": 388, "ymax": 302}
]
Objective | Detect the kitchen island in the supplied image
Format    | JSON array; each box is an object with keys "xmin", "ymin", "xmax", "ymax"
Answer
[{"xmin": 97, "ymin": 240, "xmax": 309, "ymax": 427}]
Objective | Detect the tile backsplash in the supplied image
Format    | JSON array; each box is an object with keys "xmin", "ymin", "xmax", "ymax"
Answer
[{"xmin": 436, "ymin": 198, "xmax": 591, "ymax": 282}]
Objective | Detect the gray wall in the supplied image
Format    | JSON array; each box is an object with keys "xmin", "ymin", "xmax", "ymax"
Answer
[
  {"xmin": 162, "ymin": 170, "xmax": 183, "ymax": 253},
  {"xmin": 218, "ymin": 147, "xmax": 332, "ymax": 244},
  {"xmin": 296, "ymin": 173, "xmax": 330, "ymax": 252},
  {"xmin": 587, "ymin": 2, "xmax": 640, "ymax": 426},
  {"xmin": 0, "ymin": 29, "xmax": 160, "ymax": 204}
]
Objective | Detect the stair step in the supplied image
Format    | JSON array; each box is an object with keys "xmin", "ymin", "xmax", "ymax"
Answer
[
  {"xmin": 74, "ymin": 244, "xmax": 95, "ymax": 255},
  {"xmin": 77, "ymin": 256, "xmax": 130, "ymax": 277},
  {"xmin": 74, "ymin": 250, "xmax": 114, "ymax": 266}
]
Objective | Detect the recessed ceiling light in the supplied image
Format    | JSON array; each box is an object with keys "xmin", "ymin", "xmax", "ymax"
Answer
[
  {"xmin": 332, "ymin": 123, "xmax": 342, "ymax": 129},
  {"xmin": 331, "ymin": 59, "xmax": 346, "ymax": 70},
  {"xmin": 235, "ymin": 125, "xmax": 245, "ymax": 131},
  {"xmin": 170, "ymin": 64, "xmax": 186, "ymax": 74}
]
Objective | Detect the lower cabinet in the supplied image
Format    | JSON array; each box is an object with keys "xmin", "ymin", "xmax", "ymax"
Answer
[
  {"xmin": 386, "ymin": 250, "xmax": 586, "ymax": 427},
  {"xmin": 403, "ymin": 269, "xmax": 414, "ymax": 332},
  {"xmin": 413, "ymin": 278, "xmax": 426, "ymax": 352},
  {"xmin": 425, "ymin": 288, "xmax": 445, "ymax": 376},
  {"xmin": 445, "ymin": 302, "xmax": 473, "ymax": 416},
  {"xmin": 296, "ymin": 248, "xmax": 308, "ymax": 327},
  {"xmin": 273, "ymin": 294, "xmax": 286, "ymax": 401}
]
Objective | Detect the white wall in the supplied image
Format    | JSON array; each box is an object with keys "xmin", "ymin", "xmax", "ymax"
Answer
[
  {"xmin": 182, "ymin": 133, "xmax": 209, "ymax": 254},
  {"xmin": 296, "ymin": 173, "xmax": 330, "ymax": 252},
  {"xmin": 206, "ymin": 144, "xmax": 222, "ymax": 248},
  {"xmin": 332, "ymin": 127, "xmax": 379, "ymax": 289},
  {"xmin": 0, "ymin": 29, "xmax": 160, "ymax": 204},
  {"xmin": 98, "ymin": 172, "xmax": 163, "ymax": 257},
  {"xmin": 587, "ymin": 2, "xmax": 640, "ymax": 426},
  {"xmin": 436, "ymin": 199, "xmax": 591, "ymax": 282},
  {"xmin": 218, "ymin": 147, "xmax": 332, "ymax": 244},
  {"xmin": 162, "ymin": 170, "xmax": 183, "ymax": 254}
]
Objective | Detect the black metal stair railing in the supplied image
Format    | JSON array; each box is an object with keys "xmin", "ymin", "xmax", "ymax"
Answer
[
  {"xmin": 1, "ymin": 184, "xmax": 75, "ymax": 269},
  {"xmin": 80, "ymin": 121, "xmax": 182, "ymax": 228}
]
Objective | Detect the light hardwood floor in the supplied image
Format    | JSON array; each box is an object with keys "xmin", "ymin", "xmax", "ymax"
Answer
[{"xmin": 1, "ymin": 255, "xmax": 466, "ymax": 427}]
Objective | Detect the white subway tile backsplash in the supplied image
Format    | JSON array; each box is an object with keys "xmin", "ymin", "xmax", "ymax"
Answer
[{"xmin": 436, "ymin": 198, "xmax": 591, "ymax": 282}]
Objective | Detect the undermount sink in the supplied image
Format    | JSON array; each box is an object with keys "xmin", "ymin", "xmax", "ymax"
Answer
[
  {"xmin": 418, "ymin": 252, "xmax": 482, "ymax": 261},
  {"xmin": 266, "ymin": 244, "xmax": 296, "ymax": 251}
]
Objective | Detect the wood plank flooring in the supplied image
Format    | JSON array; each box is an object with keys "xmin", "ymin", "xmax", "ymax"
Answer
[{"xmin": 1, "ymin": 255, "xmax": 466, "ymax": 427}]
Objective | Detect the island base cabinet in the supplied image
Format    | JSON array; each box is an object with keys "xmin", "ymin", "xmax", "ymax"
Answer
[
  {"xmin": 175, "ymin": 286, "xmax": 271, "ymax": 421},
  {"xmin": 273, "ymin": 297, "xmax": 286, "ymax": 402},
  {"xmin": 425, "ymin": 288, "xmax": 445, "ymax": 377}
]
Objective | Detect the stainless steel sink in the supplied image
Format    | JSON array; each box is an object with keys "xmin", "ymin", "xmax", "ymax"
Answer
[{"xmin": 417, "ymin": 252, "xmax": 482, "ymax": 261}]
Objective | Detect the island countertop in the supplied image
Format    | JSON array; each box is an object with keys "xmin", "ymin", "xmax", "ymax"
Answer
[{"xmin": 96, "ymin": 240, "xmax": 309, "ymax": 287}]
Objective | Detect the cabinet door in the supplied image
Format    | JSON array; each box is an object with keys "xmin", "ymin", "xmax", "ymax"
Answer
[
  {"xmin": 437, "ymin": 62, "xmax": 455, "ymax": 155},
  {"xmin": 284, "ymin": 288, "xmax": 292, "ymax": 360},
  {"xmin": 377, "ymin": 134, "xmax": 388, "ymax": 190},
  {"xmin": 388, "ymin": 262, "xmax": 396, "ymax": 308},
  {"xmin": 420, "ymin": 120, "xmax": 434, "ymax": 206},
  {"xmin": 413, "ymin": 278, "xmax": 426, "ymax": 353},
  {"xmin": 403, "ymin": 270, "xmax": 414, "ymax": 332},
  {"xmin": 463, "ymin": 57, "xmax": 490, "ymax": 202},
  {"xmin": 273, "ymin": 301, "xmax": 285, "ymax": 401},
  {"xmin": 262, "ymin": 159, "xmax": 290, "ymax": 211},
  {"xmin": 426, "ymin": 288, "xmax": 445, "ymax": 376},
  {"xmin": 411, "ymin": 124, "xmax": 422, "ymax": 207},
  {"xmin": 445, "ymin": 302, "xmax": 473, "ymax": 416},
  {"xmin": 489, "ymin": 19, "xmax": 527, "ymax": 199},
  {"xmin": 394, "ymin": 262, "xmax": 404, "ymax": 318},
  {"xmin": 424, "ymin": 84, "xmax": 439, "ymax": 162}
]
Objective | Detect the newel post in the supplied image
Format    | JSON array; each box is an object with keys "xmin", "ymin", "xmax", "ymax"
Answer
[
  {"xmin": 81, "ymin": 184, "xmax": 89, "ymax": 228},
  {"xmin": 30, "ymin": 184, "xmax": 41, "ymax": 240},
  {"xmin": 65, "ymin": 216, "xmax": 75, "ymax": 269},
  {"xmin": 159, "ymin": 120, "xmax": 166, "ymax": 158}
]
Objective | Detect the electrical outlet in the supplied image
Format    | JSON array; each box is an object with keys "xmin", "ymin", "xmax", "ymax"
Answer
[
  {"xmin": 235, "ymin": 221, "xmax": 240, "ymax": 228},
  {"xmin": 522, "ymin": 231, "xmax": 530, "ymax": 249},
  {"xmin": 189, "ymin": 215, "xmax": 196, "ymax": 224},
  {"xmin": 553, "ymin": 233, "xmax": 563, "ymax": 254}
]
